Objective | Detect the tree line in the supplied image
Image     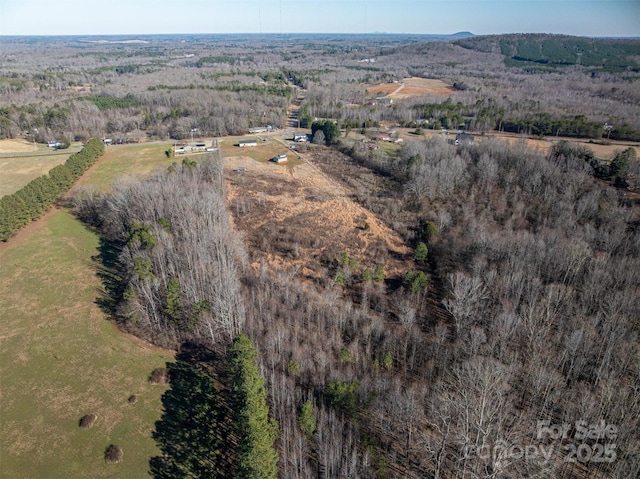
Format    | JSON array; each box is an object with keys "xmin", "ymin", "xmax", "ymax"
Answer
[
  {"xmin": 151, "ymin": 335, "xmax": 279, "ymax": 479},
  {"xmin": 326, "ymin": 134, "xmax": 640, "ymax": 478},
  {"xmin": 74, "ymin": 156, "xmax": 245, "ymax": 347},
  {"xmin": 0, "ymin": 137, "xmax": 104, "ymax": 241}
]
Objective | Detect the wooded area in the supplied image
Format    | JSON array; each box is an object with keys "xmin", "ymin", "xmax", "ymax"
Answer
[
  {"xmin": 0, "ymin": 33, "xmax": 639, "ymax": 143},
  {"xmin": 2, "ymin": 32, "xmax": 639, "ymax": 478}
]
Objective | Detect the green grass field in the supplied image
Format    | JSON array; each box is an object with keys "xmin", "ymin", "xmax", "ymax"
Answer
[
  {"xmin": 80, "ymin": 143, "xmax": 177, "ymax": 192},
  {"xmin": 0, "ymin": 151, "xmax": 77, "ymax": 197},
  {"xmin": 0, "ymin": 138, "xmax": 291, "ymax": 478},
  {"xmin": 0, "ymin": 210, "xmax": 172, "ymax": 478},
  {"xmin": 220, "ymin": 137, "xmax": 304, "ymax": 174},
  {"xmin": 220, "ymin": 137, "xmax": 295, "ymax": 163}
]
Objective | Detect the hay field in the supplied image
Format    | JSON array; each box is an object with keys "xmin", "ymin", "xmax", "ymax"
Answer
[
  {"xmin": 77, "ymin": 142, "xmax": 177, "ymax": 192},
  {"xmin": 0, "ymin": 210, "xmax": 172, "ymax": 478},
  {"xmin": 0, "ymin": 150, "xmax": 75, "ymax": 197}
]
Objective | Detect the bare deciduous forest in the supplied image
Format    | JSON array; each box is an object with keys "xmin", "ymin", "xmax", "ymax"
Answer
[{"xmin": 2, "ymin": 33, "xmax": 639, "ymax": 478}]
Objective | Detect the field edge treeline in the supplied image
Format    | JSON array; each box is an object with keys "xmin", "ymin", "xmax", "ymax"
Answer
[{"xmin": 0, "ymin": 137, "xmax": 104, "ymax": 241}]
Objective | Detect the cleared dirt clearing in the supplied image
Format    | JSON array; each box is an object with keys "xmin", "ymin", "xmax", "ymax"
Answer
[
  {"xmin": 225, "ymin": 151, "xmax": 412, "ymax": 282},
  {"xmin": 367, "ymin": 77, "xmax": 454, "ymax": 99}
]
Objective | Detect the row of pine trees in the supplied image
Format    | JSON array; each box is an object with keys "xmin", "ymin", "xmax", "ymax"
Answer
[
  {"xmin": 0, "ymin": 138, "xmax": 105, "ymax": 241},
  {"xmin": 151, "ymin": 334, "xmax": 280, "ymax": 479}
]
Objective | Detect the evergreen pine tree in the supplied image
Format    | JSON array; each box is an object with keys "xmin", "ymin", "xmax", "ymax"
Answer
[{"xmin": 229, "ymin": 334, "xmax": 279, "ymax": 479}]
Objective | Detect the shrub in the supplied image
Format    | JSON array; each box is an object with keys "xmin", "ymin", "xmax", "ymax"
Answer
[
  {"xmin": 339, "ymin": 346, "xmax": 353, "ymax": 364},
  {"xmin": 373, "ymin": 265, "xmax": 385, "ymax": 282},
  {"xmin": 383, "ymin": 352, "xmax": 393, "ymax": 371},
  {"xmin": 128, "ymin": 395, "xmax": 138, "ymax": 404},
  {"xmin": 361, "ymin": 268, "xmax": 372, "ymax": 283},
  {"xmin": 404, "ymin": 270, "xmax": 429, "ymax": 293},
  {"xmin": 288, "ymin": 360, "xmax": 301, "ymax": 376},
  {"xmin": 414, "ymin": 242, "xmax": 429, "ymax": 262},
  {"xmin": 424, "ymin": 220, "xmax": 438, "ymax": 240}
]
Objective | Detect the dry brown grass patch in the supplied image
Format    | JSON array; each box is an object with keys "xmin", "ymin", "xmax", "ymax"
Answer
[{"xmin": 366, "ymin": 77, "xmax": 454, "ymax": 100}]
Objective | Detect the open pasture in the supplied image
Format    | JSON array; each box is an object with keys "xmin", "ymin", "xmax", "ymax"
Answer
[
  {"xmin": 0, "ymin": 210, "xmax": 172, "ymax": 478},
  {"xmin": 0, "ymin": 150, "xmax": 75, "ymax": 197}
]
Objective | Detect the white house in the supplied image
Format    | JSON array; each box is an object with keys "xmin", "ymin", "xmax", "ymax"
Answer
[
  {"xmin": 238, "ymin": 139, "xmax": 258, "ymax": 147},
  {"xmin": 375, "ymin": 97, "xmax": 394, "ymax": 105},
  {"xmin": 271, "ymin": 153, "xmax": 288, "ymax": 163},
  {"xmin": 455, "ymin": 133, "xmax": 474, "ymax": 146}
]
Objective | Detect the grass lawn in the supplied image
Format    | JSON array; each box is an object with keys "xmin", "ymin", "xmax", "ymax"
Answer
[
  {"xmin": 379, "ymin": 141, "xmax": 401, "ymax": 157},
  {"xmin": 220, "ymin": 137, "xmax": 293, "ymax": 163},
  {"xmin": 0, "ymin": 210, "xmax": 172, "ymax": 478},
  {"xmin": 0, "ymin": 150, "xmax": 77, "ymax": 197},
  {"xmin": 81, "ymin": 143, "xmax": 177, "ymax": 192}
]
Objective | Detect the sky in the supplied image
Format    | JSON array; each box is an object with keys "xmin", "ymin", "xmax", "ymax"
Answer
[{"xmin": 0, "ymin": 0, "xmax": 638, "ymax": 37}]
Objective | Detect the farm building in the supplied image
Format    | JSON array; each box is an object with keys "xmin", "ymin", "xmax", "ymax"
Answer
[
  {"xmin": 271, "ymin": 153, "xmax": 288, "ymax": 163},
  {"xmin": 238, "ymin": 139, "xmax": 258, "ymax": 147}
]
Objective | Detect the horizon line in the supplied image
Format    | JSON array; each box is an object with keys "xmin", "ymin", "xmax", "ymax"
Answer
[{"xmin": 1, "ymin": 32, "xmax": 639, "ymax": 39}]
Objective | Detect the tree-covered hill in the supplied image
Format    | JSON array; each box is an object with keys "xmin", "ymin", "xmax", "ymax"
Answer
[{"xmin": 455, "ymin": 33, "xmax": 640, "ymax": 71}]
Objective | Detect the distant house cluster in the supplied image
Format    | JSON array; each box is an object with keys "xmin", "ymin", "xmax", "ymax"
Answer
[
  {"xmin": 103, "ymin": 137, "xmax": 139, "ymax": 146},
  {"xmin": 248, "ymin": 125, "xmax": 277, "ymax": 134},
  {"xmin": 174, "ymin": 143, "xmax": 216, "ymax": 155}
]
